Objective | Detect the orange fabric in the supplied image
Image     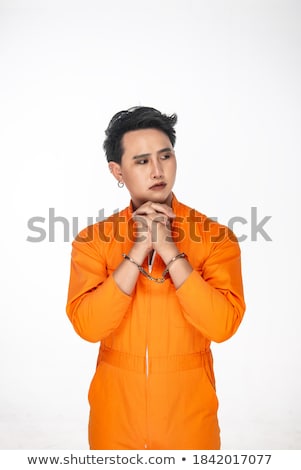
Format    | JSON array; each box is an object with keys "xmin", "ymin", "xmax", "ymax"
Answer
[{"xmin": 66, "ymin": 195, "xmax": 245, "ymax": 450}]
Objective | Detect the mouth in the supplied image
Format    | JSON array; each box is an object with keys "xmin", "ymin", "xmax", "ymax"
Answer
[{"xmin": 149, "ymin": 182, "xmax": 167, "ymax": 190}]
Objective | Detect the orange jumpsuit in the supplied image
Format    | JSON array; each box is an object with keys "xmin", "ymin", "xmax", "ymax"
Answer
[{"xmin": 66, "ymin": 195, "xmax": 245, "ymax": 450}]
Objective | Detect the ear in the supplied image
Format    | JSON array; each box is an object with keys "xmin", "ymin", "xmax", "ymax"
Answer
[{"xmin": 108, "ymin": 162, "xmax": 123, "ymax": 183}]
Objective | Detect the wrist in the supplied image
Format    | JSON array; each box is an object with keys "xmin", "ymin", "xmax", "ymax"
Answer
[
  {"xmin": 129, "ymin": 245, "xmax": 150, "ymax": 265},
  {"xmin": 159, "ymin": 245, "xmax": 180, "ymax": 266}
]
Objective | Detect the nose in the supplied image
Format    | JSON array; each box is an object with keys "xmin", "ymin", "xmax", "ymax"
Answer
[{"xmin": 150, "ymin": 158, "xmax": 163, "ymax": 179}]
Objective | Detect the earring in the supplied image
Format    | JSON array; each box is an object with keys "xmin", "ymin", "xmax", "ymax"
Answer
[{"xmin": 118, "ymin": 181, "xmax": 124, "ymax": 188}]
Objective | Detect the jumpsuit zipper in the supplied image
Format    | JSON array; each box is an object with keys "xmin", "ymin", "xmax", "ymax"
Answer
[
  {"xmin": 144, "ymin": 344, "xmax": 149, "ymax": 449},
  {"xmin": 145, "ymin": 251, "xmax": 155, "ymax": 449},
  {"xmin": 144, "ymin": 269, "xmax": 151, "ymax": 449},
  {"xmin": 145, "ymin": 345, "xmax": 149, "ymax": 378}
]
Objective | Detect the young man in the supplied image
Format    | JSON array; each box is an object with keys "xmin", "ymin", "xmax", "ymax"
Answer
[{"xmin": 66, "ymin": 106, "xmax": 245, "ymax": 450}]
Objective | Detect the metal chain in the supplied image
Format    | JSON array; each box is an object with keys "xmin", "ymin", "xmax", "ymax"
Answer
[{"xmin": 122, "ymin": 252, "xmax": 187, "ymax": 284}]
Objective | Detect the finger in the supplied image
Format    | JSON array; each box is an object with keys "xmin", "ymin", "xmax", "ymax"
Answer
[
  {"xmin": 133, "ymin": 202, "xmax": 159, "ymax": 216},
  {"xmin": 133, "ymin": 214, "xmax": 168, "ymax": 234},
  {"xmin": 132, "ymin": 214, "xmax": 149, "ymax": 228},
  {"xmin": 134, "ymin": 202, "xmax": 175, "ymax": 218},
  {"xmin": 149, "ymin": 203, "xmax": 176, "ymax": 218},
  {"xmin": 133, "ymin": 207, "xmax": 155, "ymax": 217},
  {"xmin": 147, "ymin": 213, "xmax": 170, "ymax": 227}
]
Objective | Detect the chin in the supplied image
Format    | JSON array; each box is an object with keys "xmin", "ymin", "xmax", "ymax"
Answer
[
  {"xmin": 133, "ymin": 190, "xmax": 172, "ymax": 208},
  {"xmin": 150, "ymin": 191, "xmax": 172, "ymax": 205}
]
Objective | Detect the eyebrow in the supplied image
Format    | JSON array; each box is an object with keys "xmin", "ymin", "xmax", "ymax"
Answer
[{"xmin": 132, "ymin": 147, "xmax": 174, "ymax": 160}]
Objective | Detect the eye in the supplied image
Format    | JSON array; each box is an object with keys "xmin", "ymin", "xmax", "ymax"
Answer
[
  {"xmin": 136, "ymin": 159, "xmax": 148, "ymax": 165},
  {"xmin": 161, "ymin": 154, "xmax": 171, "ymax": 160}
]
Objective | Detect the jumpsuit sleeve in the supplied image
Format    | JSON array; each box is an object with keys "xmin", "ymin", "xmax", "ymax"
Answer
[
  {"xmin": 176, "ymin": 224, "xmax": 246, "ymax": 343},
  {"xmin": 66, "ymin": 226, "xmax": 132, "ymax": 343}
]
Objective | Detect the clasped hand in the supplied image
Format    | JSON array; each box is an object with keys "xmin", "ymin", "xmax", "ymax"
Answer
[{"xmin": 131, "ymin": 201, "xmax": 177, "ymax": 260}]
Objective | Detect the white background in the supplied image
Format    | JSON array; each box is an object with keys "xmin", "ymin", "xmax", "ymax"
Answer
[{"xmin": 0, "ymin": 0, "xmax": 300, "ymax": 450}]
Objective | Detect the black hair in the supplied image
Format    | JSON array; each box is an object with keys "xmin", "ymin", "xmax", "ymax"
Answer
[{"xmin": 103, "ymin": 106, "xmax": 177, "ymax": 163}]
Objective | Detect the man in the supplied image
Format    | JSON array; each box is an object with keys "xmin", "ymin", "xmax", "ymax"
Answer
[{"xmin": 66, "ymin": 106, "xmax": 245, "ymax": 449}]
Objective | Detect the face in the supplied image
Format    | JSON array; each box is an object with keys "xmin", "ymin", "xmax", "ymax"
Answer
[{"xmin": 109, "ymin": 128, "xmax": 177, "ymax": 208}]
